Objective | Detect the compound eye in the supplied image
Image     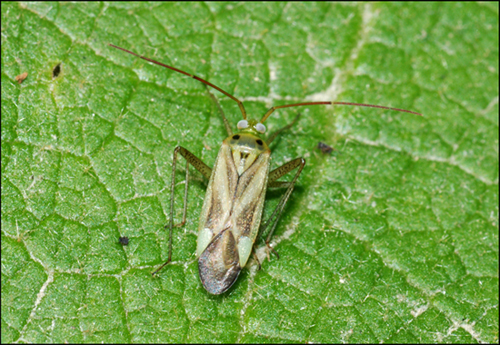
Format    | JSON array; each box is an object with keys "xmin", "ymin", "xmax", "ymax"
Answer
[
  {"xmin": 237, "ymin": 120, "xmax": 249, "ymax": 130},
  {"xmin": 255, "ymin": 123, "xmax": 266, "ymax": 134}
]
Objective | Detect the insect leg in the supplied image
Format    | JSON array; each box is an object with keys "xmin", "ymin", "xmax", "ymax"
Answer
[
  {"xmin": 252, "ymin": 246, "xmax": 262, "ymax": 271},
  {"xmin": 261, "ymin": 157, "xmax": 306, "ymax": 259},
  {"xmin": 174, "ymin": 159, "xmax": 189, "ymax": 228},
  {"xmin": 266, "ymin": 113, "xmax": 301, "ymax": 145},
  {"xmin": 204, "ymin": 84, "xmax": 233, "ymax": 136},
  {"xmin": 152, "ymin": 146, "xmax": 212, "ymax": 275}
]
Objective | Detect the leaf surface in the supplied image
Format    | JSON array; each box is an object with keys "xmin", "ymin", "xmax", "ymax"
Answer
[{"xmin": 2, "ymin": 2, "xmax": 498, "ymax": 343}]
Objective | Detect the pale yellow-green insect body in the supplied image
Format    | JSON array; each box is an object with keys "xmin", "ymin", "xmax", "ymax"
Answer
[{"xmin": 197, "ymin": 124, "xmax": 271, "ymax": 294}]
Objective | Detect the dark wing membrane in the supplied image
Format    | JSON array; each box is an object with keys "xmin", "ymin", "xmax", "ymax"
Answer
[{"xmin": 198, "ymin": 228, "xmax": 241, "ymax": 295}]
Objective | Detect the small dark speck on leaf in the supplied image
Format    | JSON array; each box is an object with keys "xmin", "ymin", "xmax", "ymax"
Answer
[
  {"xmin": 317, "ymin": 142, "xmax": 334, "ymax": 154},
  {"xmin": 52, "ymin": 63, "xmax": 61, "ymax": 78},
  {"xmin": 15, "ymin": 72, "xmax": 28, "ymax": 84},
  {"xmin": 119, "ymin": 236, "xmax": 129, "ymax": 245}
]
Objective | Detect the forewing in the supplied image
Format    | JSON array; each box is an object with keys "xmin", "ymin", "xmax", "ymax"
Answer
[
  {"xmin": 230, "ymin": 150, "xmax": 271, "ymax": 244},
  {"xmin": 197, "ymin": 142, "xmax": 238, "ymax": 255}
]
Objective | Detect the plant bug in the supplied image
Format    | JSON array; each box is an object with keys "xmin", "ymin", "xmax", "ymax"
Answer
[{"xmin": 109, "ymin": 44, "xmax": 421, "ymax": 295}]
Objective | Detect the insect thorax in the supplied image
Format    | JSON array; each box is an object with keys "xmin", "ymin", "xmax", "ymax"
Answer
[{"xmin": 226, "ymin": 131, "xmax": 269, "ymax": 176}]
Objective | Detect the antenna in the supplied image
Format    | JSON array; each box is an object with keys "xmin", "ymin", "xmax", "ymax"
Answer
[
  {"xmin": 109, "ymin": 44, "xmax": 248, "ymax": 119},
  {"xmin": 260, "ymin": 102, "xmax": 422, "ymax": 123},
  {"xmin": 109, "ymin": 44, "xmax": 423, "ymax": 123}
]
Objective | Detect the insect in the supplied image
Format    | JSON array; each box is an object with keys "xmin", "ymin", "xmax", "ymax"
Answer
[
  {"xmin": 52, "ymin": 63, "xmax": 61, "ymax": 78},
  {"xmin": 317, "ymin": 141, "xmax": 334, "ymax": 154},
  {"xmin": 109, "ymin": 44, "xmax": 421, "ymax": 295},
  {"xmin": 15, "ymin": 72, "xmax": 28, "ymax": 84},
  {"xmin": 119, "ymin": 236, "xmax": 129, "ymax": 245}
]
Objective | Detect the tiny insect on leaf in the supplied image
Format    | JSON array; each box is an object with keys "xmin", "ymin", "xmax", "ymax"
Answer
[
  {"xmin": 109, "ymin": 44, "xmax": 422, "ymax": 295},
  {"xmin": 119, "ymin": 236, "xmax": 129, "ymax": 245},
  {"xmin": 52, "ymin": 63, "xmax": 61, "ymax": 78},
  {"xmin": 15, "ymin": 72, "xmax": 28, "ymax": 84},
  {"xmin": 318, "ymin": 142, "xmax": 334, "ymax": 154}
]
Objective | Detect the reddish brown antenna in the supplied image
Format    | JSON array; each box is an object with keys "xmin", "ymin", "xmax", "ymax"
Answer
[
  {"xmin": 109, "ymin": 44, "xmax": 422, "ymax": 122},
  {"xmin": 109, "ymin": 44, "xmax": 248, "ymax": 119},
  {"xmin": 260, "ymin": 101, "xmax": 422, "ymax": 123}
]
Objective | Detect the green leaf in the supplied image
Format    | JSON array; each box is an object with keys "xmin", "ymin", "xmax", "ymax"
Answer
[{"xmin": 2, "ymin": 2, "xmax": 498, "ymax": 343}]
